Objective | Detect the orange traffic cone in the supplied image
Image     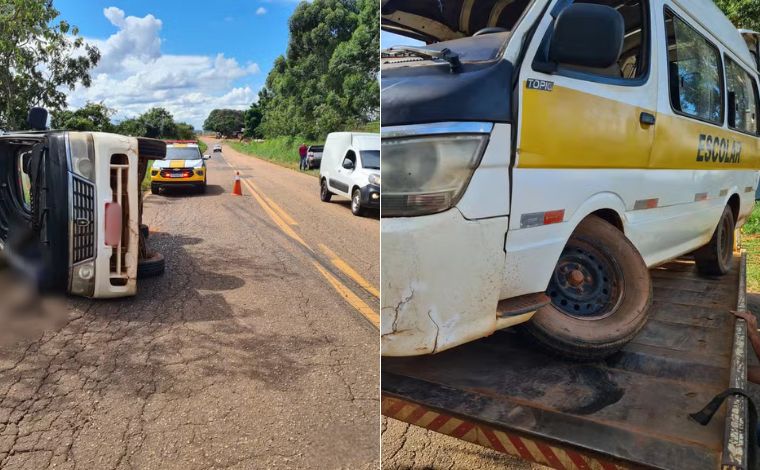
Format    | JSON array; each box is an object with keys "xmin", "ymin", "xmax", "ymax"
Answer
[{"xmin": 232, "ymin": 171, "xmax": 243, "ymax": 196}]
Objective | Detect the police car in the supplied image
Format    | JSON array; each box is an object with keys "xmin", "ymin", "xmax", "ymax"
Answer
[{"xmin": 150, "ymin": 141, "xmax": 209, "ymax": 194}]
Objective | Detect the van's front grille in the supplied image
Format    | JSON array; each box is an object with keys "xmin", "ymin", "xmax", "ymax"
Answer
[{"xmin": 71, "ymin": 176, "xmax": 95, "ymax": 263}]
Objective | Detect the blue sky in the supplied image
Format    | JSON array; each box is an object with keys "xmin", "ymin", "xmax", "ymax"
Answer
[{"xmin": 56, "ymin": 0, "xmax": 302, "ymax": 127}]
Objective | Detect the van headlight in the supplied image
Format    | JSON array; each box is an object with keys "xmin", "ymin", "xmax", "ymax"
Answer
[
  {"xmin": 70, "ymin": 261, "xmax": 95, "ymax": 297},
  {"xmin": 68, "ymin": 132, "xmax": 96, "ymax": 181},
  {"xmin": 381, "ymin": 134, "xmax": 488, "ymax": 217},
  {"xmin": 369, "ymin": 173, "xmax": 381, "ymax": 186}
]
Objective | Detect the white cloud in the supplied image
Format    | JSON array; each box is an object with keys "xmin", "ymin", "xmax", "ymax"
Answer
[
  {"xmin": 256, "ymin": 7, "xmax": 267, "ymax": 15},
  {"xmin": 67, "ymin": 7, "xmax": 260, "ymax": 127}
]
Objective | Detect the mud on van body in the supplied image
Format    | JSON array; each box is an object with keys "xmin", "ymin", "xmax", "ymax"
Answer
[
  {"xmin": 0, "ymin": 126, "xmax": 166, "ymax": 299},
  {"xmin": 380, "ymin": 0, "xmax": 760, "ymax": 358}
]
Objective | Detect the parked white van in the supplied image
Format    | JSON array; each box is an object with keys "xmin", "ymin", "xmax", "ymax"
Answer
[
  {"xmin": 381, "ymin": 0, "xmax": 760, "ymax": 359},
  {"xmin": 319, "ymin": 132, "xmax": 381, "ymax": 216}
]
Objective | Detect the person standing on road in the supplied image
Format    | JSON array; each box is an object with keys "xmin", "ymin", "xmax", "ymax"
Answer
[{"xmin": 299, "ymin": 143, "xmax": 308, "ymax": 170}]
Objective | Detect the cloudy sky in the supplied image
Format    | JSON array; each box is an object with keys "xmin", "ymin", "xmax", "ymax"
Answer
[{"xmin": 56, "ymin": 0, "xmax": 301, "ymax": 128}]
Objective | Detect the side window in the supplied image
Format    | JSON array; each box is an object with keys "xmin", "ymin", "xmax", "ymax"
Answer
[
  {"xmin": 573, "ymin": 0, "xmax": 649, "ymax": 79},
  {"xmin": 725, "ymin": 56, "xmax": 759, "ymax": 134},
  {"xmin": 17, "ymin": 151, "xmax": 31, "ymax": 211},
  {"xmin": 665, "ymin": 10, "xmax": 724, "ymax": 124},
  {"xmin": 345, "ymin": 150, "xmax": 356, "ymax": 164}
]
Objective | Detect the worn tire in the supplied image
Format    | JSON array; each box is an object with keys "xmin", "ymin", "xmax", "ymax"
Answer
[
  {"xmin": 521, "ymin": 216, "xmax": 652, "ymax": 360},
  {"xmin": 351, "ymin": 188, "xmax": 364, "ymax": 216},
  {"xmin": 150, "ymin": 183, "xmax": 160, "ymax": 195},
  {"xmin": 137, "ymin": 252, "xmax": 165, "ymax": 279},
  {"xmin": 694, "ymin": 205, "xmax": 734, "ymax": 276},
  {"xmin": 320, "ymin": 179, "xmax": 332, "ymax": 202}
]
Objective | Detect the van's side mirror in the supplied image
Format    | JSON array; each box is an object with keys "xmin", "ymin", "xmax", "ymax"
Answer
[
  {"xmin": 546, "ymin": 4, "xmax": 624, "ymax": 71},
  {"xmin": 203, "ymin": 154, "xmax": 211, "ymax": 160},
  {"xmin": 342, "ymin": 158, "xmax": 355, "ymax": 170}
]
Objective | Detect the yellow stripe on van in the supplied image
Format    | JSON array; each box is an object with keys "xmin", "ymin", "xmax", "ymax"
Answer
[{"xmin": 519, "ymin": 83, "xmax": 760, "ymax": 170}]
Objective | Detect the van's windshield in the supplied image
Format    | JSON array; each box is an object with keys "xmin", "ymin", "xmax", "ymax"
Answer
[
  {"xmin": 381, "ymin": 0, "xmax": 532, "ymax": 59},
  {"xmin": 165, "ymin": 146, "xmax": 202, "ymax": 161}
]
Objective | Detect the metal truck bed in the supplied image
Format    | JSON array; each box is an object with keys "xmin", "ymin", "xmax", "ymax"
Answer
[{"xmin": 382, "ymin": 254, "xmax": 750, "ymax": 469}]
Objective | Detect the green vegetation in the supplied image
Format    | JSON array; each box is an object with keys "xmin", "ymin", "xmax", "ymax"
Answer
[
  {"xmin": 0, "ymin": 1, "xmax": 100, "ymax": 129},
  {"xmin": 228, "ymin": 120, "xmax": 378, "ymax": 175},
  {"xmin": 228, "ymin": 137, "xmax": 318, "ymax": 175},
  {"xmin": 204, "ymin": 0, "xmax": 379, "ymax": 142},
  {"xmin": 715, "ymin": 0, "xmax": 760, "ymax": 30},
  {"xmin": 203, "ymin": 109, "xmax": 245, "ymax": 137},
  {"xmin": 742, "ymin": 202, "xmax": 760, "ymax": 291}
]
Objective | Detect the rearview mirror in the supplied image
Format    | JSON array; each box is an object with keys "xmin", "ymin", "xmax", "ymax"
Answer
[
  {"xmin": 547, "ymin": 4, "xmax": 624, "ymax": 70},
  {"xmin": 342, "ymin": 158, "xmax": 355, "ymax": 170}
]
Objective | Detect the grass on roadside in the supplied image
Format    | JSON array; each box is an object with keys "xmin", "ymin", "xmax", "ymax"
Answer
[
  {"xmin": 742, "ymin": 202, "xmax": 760, "ymax": 292},
  {"xmin": 227, "ymin": 121, "xmax": 380, "ymax": 176}
]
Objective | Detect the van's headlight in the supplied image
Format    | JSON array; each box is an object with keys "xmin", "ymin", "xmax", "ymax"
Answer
[
  {"xmin": 369, "ymin": 173, "xmax": 381, "ymax": 186},
  {"xmin": 68, "ymin": 132, "xmax": 96, "ymax": 180},
  {"xmin": 381, "ymin": 134, "xmax": 488, "ymax": 217},
  {"xmin": 70, "ymin": 261, "xmax": 95, "ymax": 297}
]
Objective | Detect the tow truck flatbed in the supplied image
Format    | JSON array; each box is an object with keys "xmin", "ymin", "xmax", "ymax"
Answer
[{"xmin": 382, "ymin": 254, "xmax": 751, "ymax": 469}]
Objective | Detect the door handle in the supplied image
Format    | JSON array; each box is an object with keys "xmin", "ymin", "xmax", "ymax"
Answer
[{"xmin": 640, "ymin": 112, "xmax": 656, "ymax": 125}]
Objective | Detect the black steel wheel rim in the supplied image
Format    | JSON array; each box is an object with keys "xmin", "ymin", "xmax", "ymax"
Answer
[{"xmin": 547, "ymin": 239, "xmax": 624, "ymax": 320}]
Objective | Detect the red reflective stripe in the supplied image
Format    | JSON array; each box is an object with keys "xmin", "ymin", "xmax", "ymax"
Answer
[
  {"xmin": 646, "ymin": 198, "xmax": 659, "ymax": 209},
  {"xmin": 566, "ymin": 450, "xmax": 592, "ymax": 470},
  {"xmin": 481, "ymin": 428, "xmax": 508, "ymax": 453},
  {"xmin": 535, "ymin": 441, "xmax": 566, "ymax": 470},
  {"xmin": 427, "ymin": 414, "xmax": 451, "ymax": 431},
  {"xmin": 506, "ymin": 434, "xmax": 535, "ymax": 461},
  {"xmin": 451, "ymin": 421, "xmax": 475, "ymax": 439},
  {"xmin": 543, "ymin": 209, "xmax": 565, "ymax": 225}
]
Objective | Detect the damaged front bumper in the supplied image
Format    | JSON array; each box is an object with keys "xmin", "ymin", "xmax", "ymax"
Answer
[{"xmin": 381, "ymin": 208, "xmax": 516, "ymax": 356}]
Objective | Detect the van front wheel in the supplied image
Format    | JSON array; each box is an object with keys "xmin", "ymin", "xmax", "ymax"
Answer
[
  {"xmin": 694, "ymin": 205, "xmax": 734, "ymax": 276},
  {"xmin": 521, "ymin": 215, "xmax": 652, "ymax": 360},
  {"xmin": 351, "ymin": 188, "xmax": 364, "ymax": 216}
]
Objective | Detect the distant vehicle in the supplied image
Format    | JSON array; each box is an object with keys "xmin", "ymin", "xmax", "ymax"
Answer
[
  {"xmin": 213, "ymin": 144, "xmax": 222, "ymax": 153},
  {"xmin": 215, "ymin": 132, "xmax": 222, "ymax": 139},
  {"xmin": 0, "ymin": 107, "xmax": 167, "ymax": 298},
  {"xmin": 319, "ymin": 132, "xmax": 380, "ymax": 216},
  {"xmin": 305, "ymin": 145, "xmax": 324, "ymax": 169},
  {"xmin": 150, "ymin": 141, "xmax": 210, "ymax": 194}
]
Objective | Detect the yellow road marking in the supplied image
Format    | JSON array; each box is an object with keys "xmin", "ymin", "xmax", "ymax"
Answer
[
  {"xmin": 318, "ymin": 243, "xmax": 379, "ymax": 298},
  {"xmin": 263, "ymin": 195, "xmax": 298, "ymax": 226},
  {"xmin": 240, "ymin": 178, "xmax": 311, "ymax": 251},
  {"xmin": 312, "ymin": 261, "xmax": 379, "ymax": 328},
  {"xmin": 236, "ymin": 169, "xmax": 378, "ymax": 329}
]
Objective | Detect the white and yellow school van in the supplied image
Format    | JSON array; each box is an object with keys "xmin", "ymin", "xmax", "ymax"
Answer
[{"xmin": 381, "ymin": 0, "xmax": 760, "ymax": 358}]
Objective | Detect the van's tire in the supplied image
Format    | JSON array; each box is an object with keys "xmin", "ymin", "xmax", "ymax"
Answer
[
  {"xmin": 150, "ymin": 183, "xmax": 160, "ymax": 195},
  {"xmin": 521, "ymin": 215, "xmax": 652, "ymax": 360},
  {"xmin": 351, "ymin": 188, "xmax": 364, "ymax": 216},
  {"xmin": 694, "ymin": 205, "xmax": 735, "ymax": 276},
  {"xmin": 138, "ymin": 252, "xmax": 165, "ymax": 279},
  {"xmin": 320, "ymin": 179, "xmax": 332, "ymax": 202}
]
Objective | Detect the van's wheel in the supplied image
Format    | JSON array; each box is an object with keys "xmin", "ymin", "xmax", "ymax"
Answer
[
  {"xmin": 320, "ymin": 179, "xmax": 332, "ymax": 202},
  {"xmin": 521, "ymin": 215, "xmax": 652, "ymax": 360},
  {"xmin": 150, "ymin": 184, "xmax": 160, "ymax": 195},
  {"xmin": 694, "ymin": 205, "xmax": 735, "ymax": 276},
  {"xmin": 351, "ymin": 188, "xmax": 364, "ymax": 216},
  {"xmin": 138, "ymin": 252, "xmax": 165, "ymax": 279}
]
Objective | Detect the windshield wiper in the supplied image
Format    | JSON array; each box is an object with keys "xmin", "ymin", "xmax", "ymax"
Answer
[{"xmin": 384, "ymin": 46, "xmax": 462, "ymax": 73}]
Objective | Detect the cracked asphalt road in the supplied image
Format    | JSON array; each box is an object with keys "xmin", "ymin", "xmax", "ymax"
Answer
[{"xmin": 0, "ymin": 139, "xmax": 379, "ymax": 469}]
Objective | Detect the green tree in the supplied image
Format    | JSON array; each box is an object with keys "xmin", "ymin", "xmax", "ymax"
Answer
[
  {"xmin": 257, "ymin": 0, "xmax": 378, "ymax": 140},
  {"xmin": 715, "ymin": 0, "xmax": 760, "ymax": 31},
  {"xmin": 175, "ymin": 122, "xmax": 196, "ymax": 140},
  {"xmin": 139, "ymin": 107, "xmax": 178, "ymax": 139},
  {"xmin": 0, "ymin": 0, "xmax": 100, "ymax": 130},
  {"xmin": 114, "ymin": 118, "xmax": 147, "ymax": 137},
  {"xmin": 203, "ymin": 109, "xmax": 245, "ymax": 136},
  {"xmin": 243, "ymin": 102, "xmax": 263, "ymax": 138},
  {"xmin": 51, "ymin": 102, "xmax": 115, "ymax": 132}
]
